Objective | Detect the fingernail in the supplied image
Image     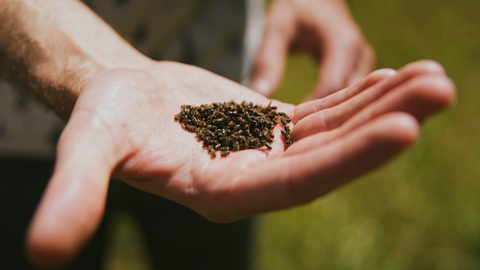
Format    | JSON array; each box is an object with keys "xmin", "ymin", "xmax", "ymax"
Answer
[{"xmin": 252, "ymin": 78, "xmax": 271, "ymax": 96}]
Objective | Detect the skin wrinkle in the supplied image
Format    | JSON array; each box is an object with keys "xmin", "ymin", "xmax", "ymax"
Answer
[
  {"xmin": 192, "ymin": 154, "xmax": 265, "ymax": 212},
  {"xmin": 119, "ymin": 145, "xmax": 178, "ymax": 179},
  {"xmin": 145, "ymin": 98, "xmax": 174, "ymax": 148},
  {"xmin": 173, "ymin": 152, "xmax": 197, "ymax": 204},
  {"xmin": 127, "ymin": 98, "xmax": 188, "ymax": 174},
  {"xmin": 222, "ymin": 153, "xmax": 263, "ymax": 189},
  {"xmin": 71, "ymin": 107, "xmax": 122, "ymax": 166},
  {"xmin": 91, "ymin": 71, "xmax": 159, "ymax": 159},
  {"xmin": 208, "ymin": 157, "xmax": 264, "ymax": 222},
  {"xmin": 185, "ymin": 144, "xmax": 222, "ymax": 203},
  {"xmin": 117, "ymin": 151, "xmax": 177, "ymax": 182},
  {"xmin": 322, "ymin": 106, "xmax": 334, "ymax": 132},
  {"xmin": 96, "ymin": 117, "xmax": 126, "ymax": 170}
]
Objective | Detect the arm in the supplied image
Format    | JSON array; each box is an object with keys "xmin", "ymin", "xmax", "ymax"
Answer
[
  {"xmin": 0, "ymin": 1, "xmax": 455, "ymax": 269},
  {"xmin": 0, "ymin": 0, "xmax": 152, "ymax": 119}
]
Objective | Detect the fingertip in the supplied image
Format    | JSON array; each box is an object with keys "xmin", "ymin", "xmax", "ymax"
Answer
[
  {"xmin": 400, "ymin": 74, "xmax": 457, "ymax": 119},
  {"xmin": 428, "ymin": 75, "xmax": 456, "ymax": 107},
  {"xmin": 25, "ymin": 170, "xmax": 108, "ymax": 268},
  {"xmin": 418, "ymin": 74, "xmax": 456, "ymax": 109},
  {"xmin": 399, "ymin": 60, "xmax": 446, "ymax": 76},
  {"xmin": 394, "ymin": 113, "xmax": 419, "ymax": 144},
  {"xmin": 26, "ymin": 232, "xmax": 75, "ymax": 269},
  {"xmin": 377, "ymin": 113, "xmax": 420, "ymax": 147},
  {"xmin": 355, "ymin": 68, "xmax": 397, "ymax": 90},
  {"xmin": 416, "ymin": 60, "xmax": 446, "ymax": 75},
  {"xmin": 369, "ymin": 68, "xmax": 397, "ymax": 79}
]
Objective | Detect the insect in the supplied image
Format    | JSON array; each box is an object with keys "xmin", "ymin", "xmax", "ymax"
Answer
[{"xmin": 174, "ymin": 100, "xmax": 294, "ymax": 157}]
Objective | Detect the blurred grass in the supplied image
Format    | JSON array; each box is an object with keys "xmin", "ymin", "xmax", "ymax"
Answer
[
  {"xmin": 253, "ymin": 0, "xmax": 480, "ymax": 269},
  {"xmin": 104, "ymin": 0, "xmax": 480, "ymax": 269},
  {"xmin": 103, "ymin": 212, "xmax": 153, "ymax": 270}
]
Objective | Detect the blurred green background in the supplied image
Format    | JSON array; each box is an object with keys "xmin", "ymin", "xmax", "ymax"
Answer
[{"xmin": 103, "ymin": 0, "xmax": 480, "ymax": 269}]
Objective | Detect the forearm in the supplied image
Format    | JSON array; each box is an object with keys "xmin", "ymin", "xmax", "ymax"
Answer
[{"xmin": 0, "ymin": 0, "xmax": 152, "ymax": 119}]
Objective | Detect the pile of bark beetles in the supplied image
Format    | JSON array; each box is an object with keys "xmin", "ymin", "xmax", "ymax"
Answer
[{"xmin": 174, "ymin": 100, "xmax": 294, "ymax": 157}]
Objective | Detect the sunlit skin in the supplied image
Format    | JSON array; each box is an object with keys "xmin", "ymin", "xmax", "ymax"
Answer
[
  {"xmin": 0, "ymin": 0, "xmax": 454, "ymax": 268},
  {"xmin": 28, "ymin": 60, "xmax": 454, "ymax": 267}
]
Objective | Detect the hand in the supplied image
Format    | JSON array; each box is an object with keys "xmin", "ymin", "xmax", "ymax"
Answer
[
  {"xmin": 27, "ymin": 60, "xmax": 454, "ymax": 268},
  {"xmin": 251, "ymin": 0, "xmax": 375, "ymax": 99}
]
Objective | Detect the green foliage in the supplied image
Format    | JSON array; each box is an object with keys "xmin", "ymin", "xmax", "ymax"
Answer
[{"xmin": 253, "ymin": 0, "xmax": 480, "ymax": 269}]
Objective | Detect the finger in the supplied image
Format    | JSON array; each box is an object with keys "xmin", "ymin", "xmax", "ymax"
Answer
[
  {"xmin": 295, "ymin": 60, "xmax": 445, "ymax": 122},
  {"xmin": 26, "ymin": 112, "xmax": 116, "ymax": 268},
  {"xmin": 309, "ymin": 37, "xmax": 357, "ymax": 100},
  {"xmin": 294, "ymin": 60, "xmax": 447, "ymax": 139},
  {"xmin": 207, "ymin": 113, "xmax": 419, "ymax": 222},
  {"xmin": 250, "ymin": 1, "xmax": 296, "ymax": 96},
  {"xmin": 348, "ymin": 44, "xmax": 376, "ymax": 86},
  {"xmin": 286, "ymin": 74, "xmax": 455, "ymax": 156},
  {"xmin": 308, "ymin": 20, "xmax": 370, "ymax": 100},
  {"xmin": 293, "ymin": 68, "xmax": 396, "ymax": 121}
]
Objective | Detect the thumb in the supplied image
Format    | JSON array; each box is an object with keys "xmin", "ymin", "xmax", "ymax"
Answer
[
  {"xmin": 26, "ymin": 113, "xmax": 116, "ymax": 268},
  {"xmin": 250, "ymin": 1, "xmax": 295, "ymax": 96}
]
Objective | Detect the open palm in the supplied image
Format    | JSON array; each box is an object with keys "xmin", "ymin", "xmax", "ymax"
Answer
[{"xmin": 27, "ymin": 60, "xmax": 454, "ymax": 267}]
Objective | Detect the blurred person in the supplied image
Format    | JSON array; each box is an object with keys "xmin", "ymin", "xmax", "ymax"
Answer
[{"xmin": 0, "ymin": 0, "xmax": 454, "ymax": 269}]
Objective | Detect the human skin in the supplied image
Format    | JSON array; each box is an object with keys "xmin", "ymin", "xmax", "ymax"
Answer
[
  {"xmin": 251, "ymin": 0, "xmax": 375, "ymax": 99},
  {"xmin": 0, "ymin": 0, "xmax": 455, "ymax": 268}
]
